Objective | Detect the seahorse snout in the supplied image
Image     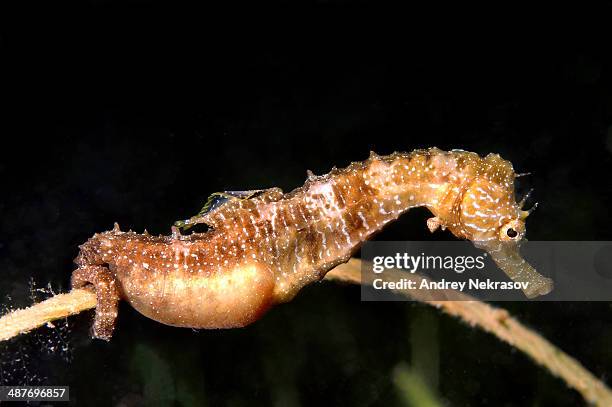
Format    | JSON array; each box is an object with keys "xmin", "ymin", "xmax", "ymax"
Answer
[{"xmin": 480, "ymin": 241, "xmax": 553, "ymax": 298}]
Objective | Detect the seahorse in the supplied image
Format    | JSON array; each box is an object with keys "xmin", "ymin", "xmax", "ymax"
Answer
[{"xmin": 71, "ymin": 148, "xmax": 552, "ymax": 340}]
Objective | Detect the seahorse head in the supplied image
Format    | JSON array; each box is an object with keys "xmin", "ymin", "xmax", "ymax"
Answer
[
  {"xmin": 455, "ymin": 153, "xmax": 530, "ymax": 243},
  {"xmin": 457, "ymin": 153, "xmax": 552, "ymax": 298}
]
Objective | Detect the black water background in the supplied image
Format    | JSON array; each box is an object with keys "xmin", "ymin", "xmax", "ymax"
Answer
[{"xmin": 1, "ymin": 5, "xmax": 612, "ymax": 406}]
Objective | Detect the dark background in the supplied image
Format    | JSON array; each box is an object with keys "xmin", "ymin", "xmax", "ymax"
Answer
[{"xmin": 1, "ymin": 4, "xmax": 612, "ymax": 406}]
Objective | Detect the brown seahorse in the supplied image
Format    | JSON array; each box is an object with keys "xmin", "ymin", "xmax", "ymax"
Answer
[{"xmin": 71, "ymin": 148, "xmax": 553, "ymax": 340}]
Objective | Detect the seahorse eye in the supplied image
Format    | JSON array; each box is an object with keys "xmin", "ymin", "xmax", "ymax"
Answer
[{"xmin": 506, "ymin": 228, "xmax": 518, "ymax": 238}]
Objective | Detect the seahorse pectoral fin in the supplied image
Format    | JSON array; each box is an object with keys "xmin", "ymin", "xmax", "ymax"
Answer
[
  {"xmin": 427, "ymin": 217, "xmax": 441, "ymax": 233},
  {"xmin": 477, "ymin": 241, "xmax": 553, "ymax": 299}
]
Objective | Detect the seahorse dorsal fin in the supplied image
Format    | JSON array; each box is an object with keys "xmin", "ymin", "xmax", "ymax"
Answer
[{"xmin": 175, "ymin": 188, "xmax": 284, "ymax": 230}]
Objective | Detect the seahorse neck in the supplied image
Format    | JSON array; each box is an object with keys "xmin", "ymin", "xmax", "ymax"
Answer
[{"xmin": 267, "ymin": 149, "xmax": 474, "ymax": 301}]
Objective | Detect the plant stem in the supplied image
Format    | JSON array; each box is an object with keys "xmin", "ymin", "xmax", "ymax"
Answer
[{"xmin": 325, "ymin": 258, "xmax": 612, "ymax": 406}]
